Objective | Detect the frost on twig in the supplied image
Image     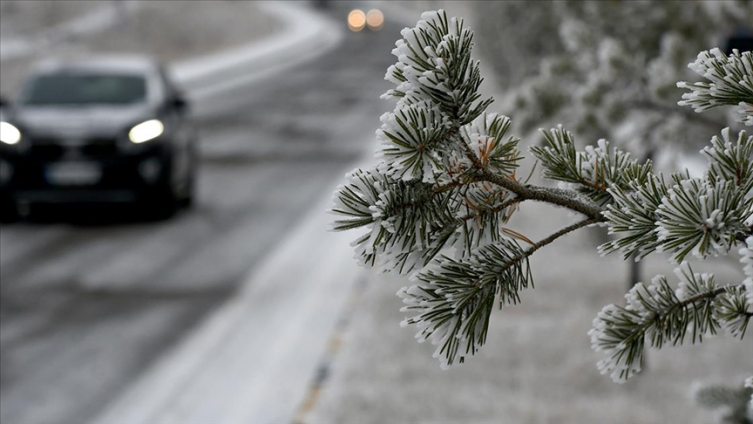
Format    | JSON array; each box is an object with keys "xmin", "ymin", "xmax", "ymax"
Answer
[
  {"xmin": 678, "ymin": 48, "xmax": 753, "ymax": 126},
  {"xmin": 330, "ymin": 11, "xmax": 753, "ymax": 386},
  {"xmin": 589, "ymin": 262, "xmax": 749, "ymax": 383}
]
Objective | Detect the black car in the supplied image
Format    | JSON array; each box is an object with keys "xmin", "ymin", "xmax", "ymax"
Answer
[{"xmin": 0, "ymin": 56, "xmax": 197, "ymax": 218}]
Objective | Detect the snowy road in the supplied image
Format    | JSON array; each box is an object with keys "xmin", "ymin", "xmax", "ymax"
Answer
[{"xmin": 0, "ymin": 8, "xmax": 399, "ymax": 424}]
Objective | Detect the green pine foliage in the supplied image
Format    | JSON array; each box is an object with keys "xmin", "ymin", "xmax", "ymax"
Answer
[{"xmin": 330, "ymin": 9, "xmax": 752, "ymax": 407}]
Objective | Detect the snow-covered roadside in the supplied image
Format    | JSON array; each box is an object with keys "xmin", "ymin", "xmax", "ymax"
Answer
[
  {"xmin": 172, "ymin": 2, "xmax": 343, "ymax": 101},
  {"xmin": 0, "ymin": 2, "xmax": 289, "ymax": 95},
  {"xmin": 1, "ymin": 1, "xmax": 343, "ymax": 104},
  {"xmin": 91, "ymin": 159, "xmax": 365, "ymax": 424},
  {"xmin": 0, "ymin": 1, "xmax": 140, "ymax": 61}
]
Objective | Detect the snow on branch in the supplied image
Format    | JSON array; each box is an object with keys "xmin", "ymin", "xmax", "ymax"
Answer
[
  {"xmin": 398, "ymin": 238, "xmax": 532, "ymax": 369},
  {"xmin": 530, "ymin": 125, "xmax": 653, "ymax": 206},
  {"xmin": 678, "ymin": 48, "xmax": 753, "ymax": 126},
  {"xmin": 330, "ymin": 9, "xmax": 753, "ymax": 391},
  {"xmin": 589, "ymin": 262, "xmax": 750, "ymax": 383}
]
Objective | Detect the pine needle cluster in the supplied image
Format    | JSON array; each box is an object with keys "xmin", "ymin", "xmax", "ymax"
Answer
[{"xmin": 330, "ymin": 10, "xmax": 752, "ymax": 402}]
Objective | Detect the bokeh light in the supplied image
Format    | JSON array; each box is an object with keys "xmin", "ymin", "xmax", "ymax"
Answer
[
  {"xmin": 0, "ymin": 121, "xmax": 21, "ymax": 145},
  {"xmin": 347, "ymin": 9, "xmax": 366, "ymax": 32},
  {"xmin": 366, "ymin": 9, "xmax": 384, "ymax": 31}
]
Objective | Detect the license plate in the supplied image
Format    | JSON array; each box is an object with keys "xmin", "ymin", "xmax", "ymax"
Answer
[{"xmin": 46, "ymin": 162, "xmax": 102, "ymax": 186}]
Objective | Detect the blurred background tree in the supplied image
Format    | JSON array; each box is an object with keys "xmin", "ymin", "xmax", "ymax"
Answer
[{"xmin": 470, "ymin": 0, "xmax": 753, "ymax": 165}]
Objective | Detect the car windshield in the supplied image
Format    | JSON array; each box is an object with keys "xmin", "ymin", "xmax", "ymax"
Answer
[{"xmin": 20, "ymin": 73, "xmax": 147, "ymax": 106}]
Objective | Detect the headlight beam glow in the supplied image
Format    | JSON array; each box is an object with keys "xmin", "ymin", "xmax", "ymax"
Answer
[
  {"xmin": 129, "ymin": 119, "xmax": 164, "ymax": 144},
  {"xmin": 0, "ymin": 121, "xmax": 21, "ymax": 145}
]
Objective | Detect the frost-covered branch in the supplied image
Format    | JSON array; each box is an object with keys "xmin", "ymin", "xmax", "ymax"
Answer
[
  {"xmin": 678, "ymin": 49, "xmax": 753, "ymax": 126},
  {"xmin": 395, "ymin": 216, "xmax": 599, "ymax": 368},
  {"xmin": 589, "ymin": 262, "xmax": 750, "ymax": 383},
  {"xmin": 330, "ymin": 10, "xmax": 752, "ymax": 397},
  {"xmin": 600, "ymin": 128, "xmax": 753, "ymax": 263}
]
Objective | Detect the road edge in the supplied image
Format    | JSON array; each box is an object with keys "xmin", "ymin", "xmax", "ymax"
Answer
[
  {"xmin": 172, "ymin": 2, "xmax": 343, "ymax": 101},
  {"xmin": 90, "ymin": 157, "xmax": 368, "ymax": 424}
]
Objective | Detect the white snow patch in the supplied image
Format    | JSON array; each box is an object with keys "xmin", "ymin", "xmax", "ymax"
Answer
[{"xmin": 171, "ymin": 2, "xmax": 343, "ymax": 100}]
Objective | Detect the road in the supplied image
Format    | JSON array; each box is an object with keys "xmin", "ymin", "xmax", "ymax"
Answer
[{"xmin": 0, "ymin": 10, "xmax": 400, "ymax": 424}]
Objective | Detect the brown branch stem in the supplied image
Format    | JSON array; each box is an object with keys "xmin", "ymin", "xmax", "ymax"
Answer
[
  {"xmin": 456, "ymin": 197, "xmax": 522, "ymax": 222},
  {"xmin": 456, "ymin": 134, "xmax": 606, "ymax": 222},
  {"xmin": 489, "ymin": 217, "xmax": 600, "ymax": 279},
  {"xmin": 622, "ymin": 284, "xmax": 749, "ymax": 347}
]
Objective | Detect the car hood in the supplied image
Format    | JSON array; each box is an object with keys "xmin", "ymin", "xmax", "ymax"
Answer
[{"xmin": 11, "ymin": 104, "xmax": 156, "ymax": 137}]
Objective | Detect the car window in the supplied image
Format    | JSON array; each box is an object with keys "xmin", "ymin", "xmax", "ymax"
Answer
[{"xmin": 20, "ymin": 73, "xmax": 147, "ymax": 106}]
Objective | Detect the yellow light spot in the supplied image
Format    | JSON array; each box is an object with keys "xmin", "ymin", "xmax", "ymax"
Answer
[
  {"xmin": 366, "ymin": 9, "xmax": 384, "ymax": 31},
  {"xmin": 347, "ymin": 9, "xmax": 366, "ymax": 32}
]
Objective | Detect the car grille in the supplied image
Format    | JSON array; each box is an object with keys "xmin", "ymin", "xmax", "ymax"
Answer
[
  {"xmin": 29, "ymin": 137, "xmax": 119, "ymax": 160},
  {"xmin": 81, "ymin": 140, "xmax": 118, "ymax": 157},
  {"xmin": 29, "ymin": 143, "xmax": 66, "ymax": 161}
]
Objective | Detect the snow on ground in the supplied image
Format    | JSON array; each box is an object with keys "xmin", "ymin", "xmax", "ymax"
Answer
[
  {"xmin": 0, "ymin": 1, "xmax": 140, "ymax": 61},
  {"xmin": 0, "ymin": 0, "xmax": 99, "ymax": 39},
  {"xmin": 175, "ymin": 2, "xmax": 343, "ymax": 101},
  {"xmin": 0, "ymin": 1, "xmax": 282, "ymax": 95}
]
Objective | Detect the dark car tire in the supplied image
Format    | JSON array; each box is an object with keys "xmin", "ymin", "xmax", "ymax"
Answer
[
  {"xmin": 179, "ymin": 162, "xmax": 197, "ymax": 209},
  {"xmin": 179, "ymin": 184, "xmax": 194, "ymax": 209},
  {"xmin": 0, "ymin": 194, "xmax": 19, "ymax": 223},
  {"xmin": 142, "ymin": 165, "xmax": 179, "ymax": 219},
  {"xmin": 179, "ymin": 142, "xmax": 198, "ymax": 209},
  {"xmin": 149, "ymin": 183, "xmax": 179, "ymax": 219},
  {"xmin": 141, "ymin": 153, "xmax": 185, "ymax": 219}
]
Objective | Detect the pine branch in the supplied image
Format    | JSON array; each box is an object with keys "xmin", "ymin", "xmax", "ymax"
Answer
[
  {"xmin": 432, "ymin": 176, "xmax": 483, "ymax": 193},
  {"xmin": 481, "ymin": 169, "xmax": 605, "ymax": 221},
  {"xmin": 590, "ymin": 262, "xmax": 751, "ymax": 383},
  {"xmin": 456, "ymin": 135, "xmax": 606, "ymax": 221},
  {"xmin": 333, "ymin": 10, "xmax": 753, "ymax": 380},
  {"xmin": 678, "ymin": 49, "xmax": 753, "ymax": 127},
  {"xmin": 493, "ymin": 216, "xmax": 601, "ymax": 275},
  {"xmin": 456, "ymin": 197, "xmax": 522, "ymax": 222}
]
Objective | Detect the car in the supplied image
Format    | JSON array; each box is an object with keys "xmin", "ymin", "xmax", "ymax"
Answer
[{"xmin": 0, "ymin": 55, "xmax": 197, "ymax": 219}]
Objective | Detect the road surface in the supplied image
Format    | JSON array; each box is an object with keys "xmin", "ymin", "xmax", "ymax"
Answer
[{"xmin": 0, "ymin": 8, "xmax": 400, "ymax": 424}]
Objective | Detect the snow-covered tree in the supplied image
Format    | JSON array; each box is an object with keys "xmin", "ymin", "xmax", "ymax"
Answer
[
  {"xmin": 470, "ymin": 0, "xmax": 752, "ymax": 163},
  {"xmin": 330, "ymin": 9, "xmax": 752, "ymax": 413}
]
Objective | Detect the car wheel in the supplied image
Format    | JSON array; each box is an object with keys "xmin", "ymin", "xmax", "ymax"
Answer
[
  {"xmin": 179, "ymin": 182, "xmax": 194, "ymax": 209},
  {"xmin": 179, "ymin": 160, "xmax": 196, "ymax": 209},
  {"xmin": 179, "ymin": 143, "xmax": 198, "ymax": 209},
  {"xmin": 151, "ymin": 183, "xmax": 179, "ymax": 219},
  {"xmin": 142, "ymin": 167, "xmax": 179, "ymax": 219},
  {"xmin": 0, "ymin": 194, "xmax": 19, "ymax": 223}
]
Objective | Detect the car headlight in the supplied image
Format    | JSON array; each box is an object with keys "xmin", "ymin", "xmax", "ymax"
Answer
[
  {"xmin": 128, "ymin": 119, "xmax": 164, "ymax": 144},
  {"xmin": 0, "ymin": 121, "xmax": 21, "ymax": 145}
]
